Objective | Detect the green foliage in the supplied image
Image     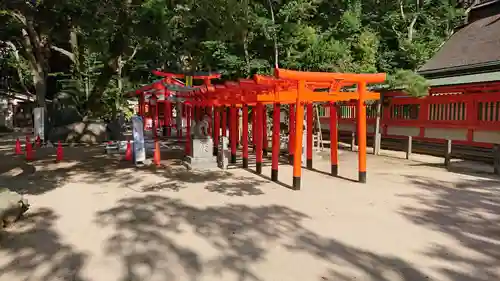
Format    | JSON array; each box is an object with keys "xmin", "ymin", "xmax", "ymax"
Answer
[
  {"xmin": 388, "ymin": 69, "xmax": 430, "ymax": 97},
  {"xmin": 0, "ymin": 0, "xmax": 466, "ymax": 117}
]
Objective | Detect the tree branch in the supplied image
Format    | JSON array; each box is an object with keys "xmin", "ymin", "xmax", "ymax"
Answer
[
  {"xmin": 50, "ymin": 45, "xmax": 75, "ymax": 63},
  {"xmin": 123, "ymin": 45, "xmax": 139, "ymax": 65},
  {"xmin": 399, "ymin": 0, "xmax": 406, "ymax": 21},
  {"xmin": 407, "ymin": 13, "xmax": 419, "ymax": 42},
  {"xmin": 3, "ymin": 41, "xmax": 31, "ymax": 95}
]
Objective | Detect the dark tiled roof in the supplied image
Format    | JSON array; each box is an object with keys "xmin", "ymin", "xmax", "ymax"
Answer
[{"xmin": 419, "ymin": 13, "xmax": 500, "ymax": 73}]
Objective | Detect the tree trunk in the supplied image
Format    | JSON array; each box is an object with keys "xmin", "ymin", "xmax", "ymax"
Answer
[
  {"xmin": 32, "ymin": 67, "xmax": 47, "ymax": 108},
  {"xmin": 83, "ymin": 0, "xmax": 134, "ymax": 114},
  {"xmin": 242, "ymin": 30, "xmax": 251, "ymax": 77}
]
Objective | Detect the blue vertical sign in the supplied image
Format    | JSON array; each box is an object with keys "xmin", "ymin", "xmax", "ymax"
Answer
[{"xmin": 132, "ymin": 116, "xmax": 146, "ymax": 164}]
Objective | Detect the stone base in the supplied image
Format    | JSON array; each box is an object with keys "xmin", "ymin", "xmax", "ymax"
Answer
[
  {"xmin": 191, "ymin": 137, "xmax": 214, "ymax": 159},
  {"xmin": 183, "ymin": 156, "xmax": 219, "ymax": 171}
]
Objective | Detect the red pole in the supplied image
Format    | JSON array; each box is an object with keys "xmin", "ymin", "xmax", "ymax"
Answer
[
  {"xmin": 236, "ymin": 108, "xmax": 240, "ymax": 147},
  {"xmin": 271, "ymin": 103, "xmax": 280, "ymax": 182},
  {"xmin": 288, "ymin": 104, "xmax": 295, "ymax": 164},
  {"xmin": 143, "ymin": 101, "xmax": 148, "ymax": 131},
  {"xmin": 358, "ymin": 83, "xmax": 367, "ymax": 183},
  {"xmin": 207, "ymin": 106, "xmax": 213, "ymax": 135},
  {"xmin": 221, "ymin": 106, "xmax": 227, "ymax": 137},
  {"xmin": 306, "ymin": 103, "xmax": 313, "ymax": 169},
  {"xmin": 166, "ymin": 102, "xmax": 172, "ymax": 136},
  {"xmin": 139, "ymin": 94, "xmax": 144, "ymax": 117},
  {"xmin": 197, "ymin": 105, "xmax": 202, "ymax": 121},
  {"xmin": 179, "ymin": 103, "xmax": 183, "ymax": 138},
  {"xmin": 214, "ymin": 106, "xmax": 220, "ymax": 156},
  {"xmin": 263, "ymin": 106, "xmax": 268, "ymax": 156},
  {"xmin": 185, "ymin": 104, "xmax": 191, "ymax": 156},
  {"xmin": 292, "ymin": 81, "xmax": 306, "ymax": 190},
  {"xmin": 251, "ymin": 108, "xmax": 256, "ymax": 149},
  {"xmin": 255, "ymin": 103, "xmax": 263, "ymax": 174},
  {"xmin": 151, "ymin": 103, "xmax": 157, "ymax": 138},
  {"xmin": 230, "ymin": 106, "xmax": 237, "ymax": 163},
  {"xmin": 163, "ymin": 101, "xmax": 168, "ymax": 137},
  {"xmin": 330, "ymin": 102, "xmax": 338, "ymax": 176},
  {"xmin": 242, "ymin": 104, "xmax": 249, "ymax": 168}
]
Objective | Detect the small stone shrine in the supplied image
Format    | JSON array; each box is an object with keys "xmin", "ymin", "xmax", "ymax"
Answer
[{"xmin": 183, "ymin": 115, "xmax": 218, "ymax": 170}]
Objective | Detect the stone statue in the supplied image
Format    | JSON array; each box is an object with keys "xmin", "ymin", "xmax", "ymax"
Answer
[{"xmin": 192, "ymin": 114, "xmax": 212, "ymax": 138}]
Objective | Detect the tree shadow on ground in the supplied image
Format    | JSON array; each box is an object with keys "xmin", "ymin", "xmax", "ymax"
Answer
[
  {"xmin": 0, "ymin": 207, "xmax": 88, "ymax": 281},
  {"xmin": 0, "ymin": 146, "xmax": 269, "ymax": 196},
  {"xmin": 204, "ymin": 178, "xmax": 267, "ymax": 196},
  {"xmin": 409, "ymin": 161, "xmax": 498, "ymax": 180},
  {"xmin": 399, "ymin": 175, "xmax": 500, "ymax": 281},
  {"xmin": 94, "ymin": 194, "xmax": 430, "ymax": 281}
]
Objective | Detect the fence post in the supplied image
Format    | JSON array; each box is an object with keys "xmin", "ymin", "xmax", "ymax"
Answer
[
  {"xmin": 444, "ymin": 139, "xmax": 452, "ymax": 168},
  {"xmin": 374, "ymin": 97, "xmax": 382, "ymax": 155},
  {"xmin": 350, "ymin": 131, "xmax": 356, "ymax": 151},
  {"xmin": 405, "ymin": 136, "xmax": 412, "ymax": 160},
  {"xmin": 494, "ymin": 144, "xmax": 500, "ymax": 175}
]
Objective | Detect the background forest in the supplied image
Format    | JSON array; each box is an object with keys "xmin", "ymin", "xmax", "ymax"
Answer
[{"xmin": 0, "ymin": 0, "xmax": 466, "ymax": 120}]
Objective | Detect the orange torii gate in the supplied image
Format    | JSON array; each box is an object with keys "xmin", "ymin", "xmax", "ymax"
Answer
[
  {"xmin": 272, "ymin": 69, "xmax": 385, "ymax": 188},
  {"xmin": 185, "ymin": 68, "xmax": 385, "ymax": 190}
]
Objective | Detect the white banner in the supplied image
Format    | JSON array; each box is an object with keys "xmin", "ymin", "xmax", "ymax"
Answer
[{"xmin": 131, "ymin": 116, "xmax": 146, "ymax": 164}]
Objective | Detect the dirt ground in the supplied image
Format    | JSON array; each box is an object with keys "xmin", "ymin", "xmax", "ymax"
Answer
[{"xmin": 0, "ymin": 133, "xmax": 499, "ymax": 281}]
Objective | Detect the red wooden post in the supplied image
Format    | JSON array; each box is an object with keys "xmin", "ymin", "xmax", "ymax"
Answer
[
  {"xmin": 230, "ymin": 106, "xmax": 237, "ymax": 163},
  {"xmin": 242, "ymin": 104, "xmax": 249, "ymax": 168},
  {"xmin": 143, "ymin": 98, "xmax": 148, "ymax": 131},
  {"xmin": 177, "ymin": 103, "xmax": 182, "ymax": 138},
  {"xmin": 271, "ymin": 103, "xmax": 280, "ymax": 182},
  {"xmin": 263, "ymin": 106, "xmax": 268, "ymax": 156},
  {"xmin": 167, "ymin": 102, "xmax": 172, "ymax": 136},
  {"xmin": 251, "ymin": 108, "xmax": 256, "ymax": 149},
  {"xmin": 139, "ymin": 94, "xmax": 144, "ymax": 117},
  {"xmin": 255, "ymin": 103, "xmax": 264, "ymax": 174},
  {"xmin": 236, "ymin": 108, "xmax": 240, "ymax": 147},
  {"xmin": 150, "ymin": 98, "xmax": 158, "ymax": 138},
  {"xmin": 466, "ymin": 95, "xmax": 476, "ymax": 142},
  {"xmin": 288, "ymin": 104, "xmax": 295, "ymax": 164},
  {"xmin": 330, "ymin": 102, "xmax": 338, "ymax": 176},
  {"xmin": 214, "ymin": 106, "xmax": 220, "ymax": 156},
  {"xmin": 292, "ymin": 99, "xmax": 305, "ymax": 190},
  {"xmin": 197, "ymin": 106, "xmax": 202, "ymax": 121},
  {"xmin": 155, "ymin": 100, "xmax": 159, "ymax": 137},
  {"xmin": 185, "ymin": 104, "xmax": 191, "ymax": 156},
  {"xmin": 306, "ymin": 103, "xmax": 313, "ymax": 169},
  {"xmin": 206, "ymin": 106, "xmax": 213, "ymax": 135},
  {"xmin": 163, "ymin": 101, "xmax": 169, "ymax": 137},
  {"xmin": 357, "ymin": 83, "xmax": 367, "ymax": 183}
]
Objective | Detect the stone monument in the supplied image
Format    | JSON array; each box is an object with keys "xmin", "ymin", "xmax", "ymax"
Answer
[
  {"xmin": 183, "ymin": 115, "xmax": 218, "ymax": 170},
  {"xmin": 217, "ymin": 136, "xmax": 230, "ymax": 170}
]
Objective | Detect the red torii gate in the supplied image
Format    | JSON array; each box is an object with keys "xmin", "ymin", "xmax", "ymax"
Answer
[
  {"xmin": 176, "ymin": 68, "xmax": 385, "ymax": 190},
  {"xmin": 132, "ymin": 71, "xmax": 221, "ymax": 137}
]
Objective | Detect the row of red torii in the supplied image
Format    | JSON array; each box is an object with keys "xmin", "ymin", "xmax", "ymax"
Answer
[{"xmin": 132, "ymin": 68, "xmax": 386, "ymax": 190}]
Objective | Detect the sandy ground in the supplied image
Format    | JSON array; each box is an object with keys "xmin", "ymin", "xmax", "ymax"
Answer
[{"xmin": 0, "ymin": 134, "xmax": 499, "ymax": 281}]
